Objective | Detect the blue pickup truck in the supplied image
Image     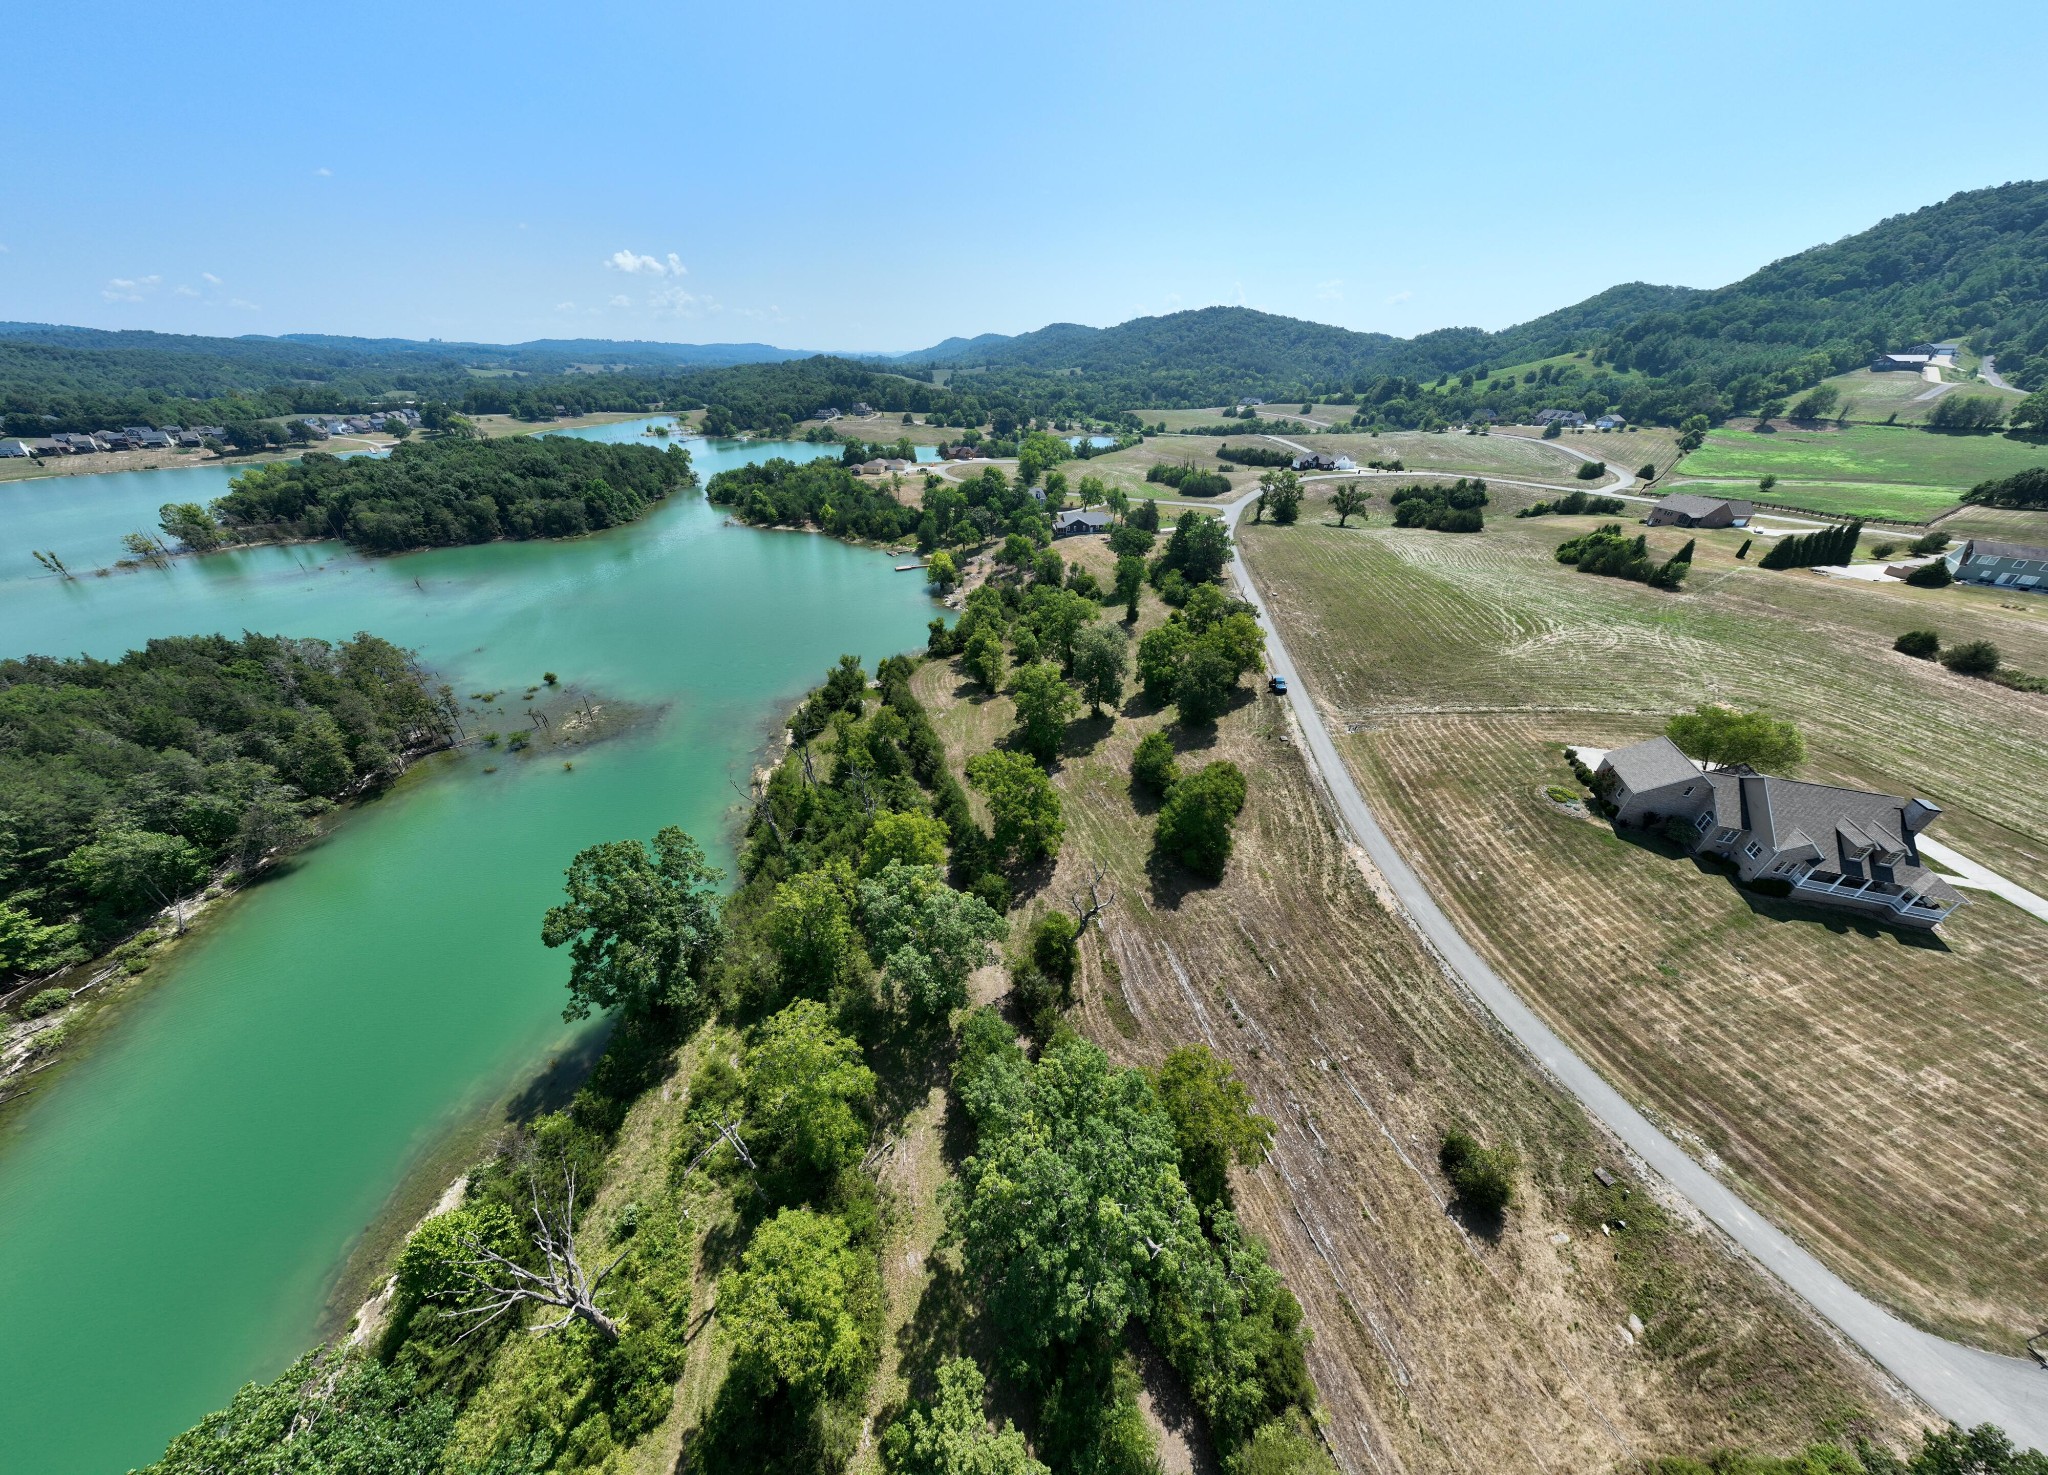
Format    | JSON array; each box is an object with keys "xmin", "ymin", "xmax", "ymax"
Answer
[{"xmin": 1268, "ymin": 675, "xmax": 1289, "ymax": 695}]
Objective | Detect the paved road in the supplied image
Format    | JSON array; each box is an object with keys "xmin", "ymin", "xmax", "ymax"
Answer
[
  {"xmin": 1217, "ymin": 491, "xmax": 2048, "ymax": 1447},
  {"xmin": 1980, "ymin": 356, "xmax": 2017, "ymax": 392}
]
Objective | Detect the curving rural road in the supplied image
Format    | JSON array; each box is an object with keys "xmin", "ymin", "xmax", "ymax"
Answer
[{"xmin": 1217, "ymin": 490, "xmax": 2048, "ymax": 1448}]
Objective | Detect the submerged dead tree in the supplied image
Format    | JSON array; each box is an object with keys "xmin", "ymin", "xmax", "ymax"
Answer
[{"xmin": 445, "ymin": 1167, "xmax": 627, "ymax": 1344}]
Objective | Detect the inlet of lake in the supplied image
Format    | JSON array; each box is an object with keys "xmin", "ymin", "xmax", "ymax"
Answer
[{"xmin": 0, "ymin": 421, "xmax": 939, "ymax": 1474}]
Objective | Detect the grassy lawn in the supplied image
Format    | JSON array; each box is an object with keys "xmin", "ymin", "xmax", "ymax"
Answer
[
  {"xmin": 906, "ymin": 538, "xmax": 1902, "ymax": 1466},
  {"xmin": 1240, "ymin": 499, "xmax": 2048, "ymax": 1351},
  {"xmin": 1667, "ymin": 478, "xmax": 1966, "ymax": 524},
  {"xmin": 1813, "ymin": 367, "xmax": 2025, "ymax": 427},
  {"xmin": 1675, "ymin": 424, "xmax": 2046, "ymax": 494}
]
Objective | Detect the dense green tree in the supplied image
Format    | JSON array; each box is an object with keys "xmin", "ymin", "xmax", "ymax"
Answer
[
  {"xmin": 1174, "ymin": 640, "xmax": 1244, "ymax": 726},
  {"xmin": 1153, "ymin": 761, "xmax": 1248, "ymax": 880},
  {"xmin": 1070, "ymin": 622, "xmax": 1130, "ymax": 718},
  {"xmin": 1260, "ymin": 469, "xmax": 1304, "ymax": 525},
  {"xmin": 966, "ymin": 751, "xmax": 1066, "ymax": 865},
  {"xmin": 1665, "ymin": 705, "xmax": 1805, "ymax": 773},
  {"xmin": 746, "ymin": 999, "xmax": 876, "ymax": 1179},
  {"xmin": 1130, "ymin": 731, "xmax": 1181, "ymax": 796},
  {"xmin": 0, "ymin": 901, "xmax": 80, "ymax": 978},
  {"xmin": 1154, "ymin": 1045, "xmax": 1275, "ymax": 1211},
  {"xmin": 881, "ymin": 1356, "xmax": 1049, "ymax": 1475},
  {"xmin": 62, "ymin": 828, "xmax": 206, "ymax": 917},
  {"xmin": 157, "ymin": 501, "xmax": 222, "ymax": 552},
  {"xmin": 1160, "ymin": 509, "xmax": 1232, "ymax": 583},
  {"xmin": 766, "ymin": 862, "xmax": 864, "ymax": 994},
  {"xmin": 1008, "ymin": 662, "xmax": 1080, "ymax": 764},
  {"xmin": 1894, "ymin": 629, "xmax": 1941, "ymax": 659},
  {"xmin": 962, "ymin": 625, "xmax": 1008, "ymax": 694},
  {"xmin": 1328, "ymin": 482, "xmax": 1368, "ymax": 527},
  {"xmin": 717, "ymin": 1208, "xmax": 876, "ymax": 1399},
  {"xmin": 858, "ymin": 862, "xmax": 1008, "ymax": 1017},
  {"xmin": 1115, "ymin": 555, "xmax": 1146, "ymax": 622},
  {"xmin": 137, "ymin": 1352, "xmax": 454, "ymax": 1475},
  {"xmin": 952, "ymin": 1033, "xmax": 1203, "ymax": 1351},
  {"xmin": 540, "ymin": 825, "xmax": 725, "ymax": 1020},
  {"xmin": 861, "ymin": 810, "xmax": 949, "ymax": 877},
  {"xmin": 1136, "ymin": 621, "xmax": 1191, "ymax": 703}
]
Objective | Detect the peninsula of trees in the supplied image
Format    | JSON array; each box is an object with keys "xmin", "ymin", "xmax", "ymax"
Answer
[
  {"xmin": 177, "ymin": 436, "xmax": 695, "ymax": 555},
  {"xmin": 0, "ymin": 633, "xmax": 454, "ymax": 983}
]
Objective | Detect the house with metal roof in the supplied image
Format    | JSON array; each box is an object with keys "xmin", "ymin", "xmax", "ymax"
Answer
[{"xmin": 1589, "ymin": 736, "xmax": 1962, "ymax": 929}]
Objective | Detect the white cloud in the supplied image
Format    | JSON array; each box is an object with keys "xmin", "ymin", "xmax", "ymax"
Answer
[
  {"xmin": 314, "ymin": 166, "xmax": 333, "ymax": 177},
  {"xmin": 609, "ymin": 294, "xmax": 631, "ymax": 307},
  {"xmin": 174, "ymin": 284, "xmax": 200, "ymax": 297},
  {"xmin": 1316, "ymin": 278, "xmax": 1345, "ymax": 301},
  {"xmin": 228, "ymin": 297, "xmax": 259, "ymax": 310},
  {"xmin": 202, "ymin": 271, "xmax": 221, "ymax": 285},
  {"xmin": 101, "ymin": 274, "xmax": 163, "ymax": 302},
  {"xmin": 605, "ymin": 248, "xmax": 685, "ymax": 276},
  {"xmin": 554, "ymin": 300, "xmax": 576, "ymax": 311},
  {"xmin": 648, "ymin": 284, "xmax": 707, "ymax": 316},
  {"xmin": 1385, "ymin": 289, "xmax": 1413, "ymax": 304}
]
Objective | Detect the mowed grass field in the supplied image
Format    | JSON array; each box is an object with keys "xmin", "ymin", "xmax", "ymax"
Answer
[
  {"xmin": 1667, "ymin": 479, "xmax": 1965, "ymax": 524},
  {"xmin": 1815, "ymin": 368, "xmax": 2024, "ymax": 428},
  {"xmin": 1240, "ymin": 495, "xmax": 2048, "ymax": 1351},
  {"xmin": 907, "ymin": 532, "xmax": 1904, "ymax": 1469},
  {"xmin": 1673, "ymin": 425, "xmax": 2047, "ymax": 522}
]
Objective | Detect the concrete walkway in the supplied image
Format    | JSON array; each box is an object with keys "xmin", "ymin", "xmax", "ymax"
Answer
[
  {"xmin": 1916, "ymin": 837, "xmax": 2048, "ymax": 924},
  {"xmin": 1221, "ymin": 497, "xmax": 2048, "ymax": 1447}
]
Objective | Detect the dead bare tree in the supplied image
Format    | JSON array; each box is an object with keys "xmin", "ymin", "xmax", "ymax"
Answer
[
  {"xmin": 1069, "ymin": 860, "xmax": 1119, "ymax": 932},
  {"xmin": 443, "ymin": 1167, "xmax": 627, "ymax": 1344}
]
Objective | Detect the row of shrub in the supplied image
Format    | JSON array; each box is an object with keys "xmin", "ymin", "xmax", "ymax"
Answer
[
  {"xmin": 1388, "ymin": 478, "xmax": 1487, "ymax": 532},
  {"xmin": 1517, "ymin": 488, "xmax": 1627, "ymax": 518},
  {"xmin": 1146, "ymin": 460, "xmax": 1233, "ymax": 497},
  {"xmin": 1555, "ymin": 525, "xmax": 1693, "ymax": 588},
  {"xmin": 1894, "ymin": 629, "xmax": 2048, "ymax": 691}
]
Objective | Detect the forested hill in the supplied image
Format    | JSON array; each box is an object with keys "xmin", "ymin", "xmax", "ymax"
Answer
[
  {"xmin": 897, "ymin": 179, "xmax": 2048, "ymax": 409},
  {"xmin": 1601, "ymin": 179, "xmax": 2048, "ymax": 396}
]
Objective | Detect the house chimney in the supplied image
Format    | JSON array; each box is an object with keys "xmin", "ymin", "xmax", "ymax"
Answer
[{"xmin": 1902, "ymin": 798, "xmax": 1942, "ymax": 834}]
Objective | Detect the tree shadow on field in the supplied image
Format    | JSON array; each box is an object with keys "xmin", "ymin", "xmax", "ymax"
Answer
[
  {"xmin": 1612, "ymin": 823, "xmax": 1954, "ymax": 952},
  {"xmin": 1445, "ymin": 1192, "xmax": 1509, "ymax": 1245},
  {"xmin": 1062, "ymin": 711, "xmax": 1116, "ymax": 759}
]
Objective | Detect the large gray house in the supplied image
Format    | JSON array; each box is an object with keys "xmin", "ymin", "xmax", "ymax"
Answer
[
  {"xmin": 1943, "ymin": 537, "xmax": 2047, "ymax": 593},
  {"xmin": 1588, "ymin": 737, "xmax": 1963, "ymax": 929}
]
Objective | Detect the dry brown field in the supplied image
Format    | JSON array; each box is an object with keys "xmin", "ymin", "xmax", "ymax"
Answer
[
  {"xmin": 1237, "ymin": 485, "xmax": 2048, "ymax": 1352},
  {"xmin": 900, "ymin": 529, "xmax": 1911, "ymax": 1472}
]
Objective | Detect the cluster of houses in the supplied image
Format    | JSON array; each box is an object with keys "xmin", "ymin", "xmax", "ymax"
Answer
[
  {"xmin": 0, "ymin": 425, "xmax": 226, "ymax": 457},
  {"xmin": 1587, "ymin": 736, "xmax": 1963, "ymax": 930},
  {"xmin": 851, "ymin": 457, "xmax": 914, "ymax": 476},
  {"xmin": 0, "ymin": 406, "xmax": 421, "ymax": 460},
  {"xmin": 1869, "ymin": 341, "xmax": 1961, "ymax": 373},
  {"xmin": 297, "ymin": 407, "xmax": 421, "ymax": 440},
  {"xmin": 1532, "ymin": 409, "xmax": 1628, "ymax": 431}
]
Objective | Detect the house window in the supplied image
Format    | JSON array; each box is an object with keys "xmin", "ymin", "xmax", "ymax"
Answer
[
  {"xmin": 1693, "ymin": 813, "xmax": 1711, "ymax": 833},
  {"xmin": 1744, "ymin": 842, "xmax": 1763, "ymax": 860}
]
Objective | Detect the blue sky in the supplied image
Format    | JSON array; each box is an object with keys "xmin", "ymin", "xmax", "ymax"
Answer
[{"xmin": 4, "ymin": 0, "xmax": 2043, "ymax": 352}]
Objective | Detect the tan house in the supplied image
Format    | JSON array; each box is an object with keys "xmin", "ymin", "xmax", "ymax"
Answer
[{"xmin": 1646, "ymin": 492, "xmax": 1752, "ymax": 528}]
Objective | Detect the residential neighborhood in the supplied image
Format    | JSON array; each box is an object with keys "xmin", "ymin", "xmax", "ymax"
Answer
[{"xmin": 0, "ymin": 408, "xmax": 420, "ymax": 460}]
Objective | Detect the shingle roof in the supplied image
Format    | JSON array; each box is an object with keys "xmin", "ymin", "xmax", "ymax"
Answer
[
  {"xmin": 1655, "ymin": 493, "xmax": 1752, "ymax": 519},
  {"xmin": 1600, "ymin": 736, "xmax": 1702, "ymax": 794},
  {"xmin": 1737, "ymin": 773, "xmax": 1959, "ymax": 904},
  {"xmin": 1963, "ymin": 539, "xmax": 2048, "ymax": 563}
]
